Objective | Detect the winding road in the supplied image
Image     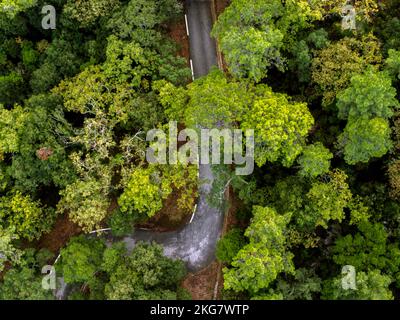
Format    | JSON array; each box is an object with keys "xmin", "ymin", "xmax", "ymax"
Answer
[
  {"xmin": 122, "ymin": 0, "xmax": 222, "ymax": 272},
  {"xmin": 55, "ymin": 1, "xmax": 222, "ymax": 299}
]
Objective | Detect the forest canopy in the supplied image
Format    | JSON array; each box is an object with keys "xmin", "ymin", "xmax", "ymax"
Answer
[{"xmin": 1, "ymin": 0, "xmax": 400, "ymax": 302}]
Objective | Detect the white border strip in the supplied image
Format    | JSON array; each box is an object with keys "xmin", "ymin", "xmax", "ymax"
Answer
[
  {"xmin": 189, "ymin": 204, "xmax": 198, "ymax": 224},
  {"xmin": 54, "ymin": 253, "xmax": 61, "ymax": 265},
  {"xmin": 89, "ymin": 228, "xmax": 112, "ymax": 234},
  {"xmin": 185, "ymin": 14, "xmax": 190, "ymax": 36},
  {"xmin": 190, "ymin": 59, "xmax": 195, "ymax": 81}
]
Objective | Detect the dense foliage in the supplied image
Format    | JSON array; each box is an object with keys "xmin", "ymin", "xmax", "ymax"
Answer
[
  {"xmin": 2, "ymin": 0, "xmax": 400, "ymax": 301},
  {"xmin": 211, "ymin": 0, "xmax": 400, "ymax": 301},
  {"xmin": 58, "ymin": 238, "xmax": 187, "ymax": 300}
]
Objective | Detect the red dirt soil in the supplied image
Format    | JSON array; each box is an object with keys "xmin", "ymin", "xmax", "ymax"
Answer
[
  {"xmin": 166, "ymin": 3, "xmax": 190, "ymax": 64},
  {"xmin": 182, "ymin": 261, "xmax": 220, "ymax": 300},
  {"xmin": 215, "ymin": 0, "xmax": 231, "ymax": 16},
  {"xmin": 36, "ymin": 215, "xmax": 81, "ymax": 255}
]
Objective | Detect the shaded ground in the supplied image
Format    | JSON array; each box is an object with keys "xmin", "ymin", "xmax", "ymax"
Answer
[
  {"xmin": 215, "ymin": 0, "xmax": 230, "ymax": 16},
  {"xmin": 212, "ymin": 0, "xmax": 230, "ymax": 72},
  {"xmin": 136, "ymin": 187, "xmax": 197, "ymax": 232},
  {"xmin": 215, "ymin": 188, "xmax": 243, "ymax": 299},
  {"xmin": 36, "ymin": 215, "xmax": 81, "ymax": 254},
  {"xmin": 182, "ymin": 261, "xmax": 220, "ymax": 300},
  {"xmin": 167, "ymin": 8, "xmax": 190, "ymax": 64}
]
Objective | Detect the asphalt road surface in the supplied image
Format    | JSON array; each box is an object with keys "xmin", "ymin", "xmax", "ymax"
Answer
[
  {"xmin": 186, "ymin": 0, "xmax": 218, "ymax": 77},
  {"xmin": 122, "ymin": 0, "xmax": 222, "ymax": 272},
  {"xmin": 56, "ymin": 1, "xmax": 221, "ymax": 298}
]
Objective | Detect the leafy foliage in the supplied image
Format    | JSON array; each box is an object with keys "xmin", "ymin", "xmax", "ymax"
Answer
[
  {"xmin": 337, "ymin": 68, "xmax": 399, "ymax": 121},
  {"xmin": 0, "ymin": 191, "xmax": 54, "ymax": 240},
  {"xmin": 322, "ymin": 270, "xmax": 393, "ymax": 300},
  {"xmin": 338, "ymin": 117, "xmax": 392, "ymax": 165},
  {"xmin": 59, "ymin": 235, "xmax": 106, "ymax": 284},
  {"xmin": 104, "ymin": 242, "xmax": 186, "ymax": 300},
  {"xmin": 312, "ymin": 36, "xmax": 382, "ymax": 106},
  {"xmin": 296, "ymin": 170, "xmax": 352, "ymax": 230},
  {"xmin": 241, "ymin": 87, "xmax": 314, "ymax": 167},
  {"xmin": 223, "ymin": 206, "xmax": 294, "ymax": 294},
  {"xmin": 0, "ymin": 267, "xmax": 53, "ymax": 300},
  {"xmin": 212, "ymin": 0, "xmax": 321, "ymax": 82},
  {"xmin": 216, "ymin": 228, "xmax": 246, "ymax": 264},
  {"xmin": 297, "ymin": 143, "xmax": 333, "ymax": 178},
  {"xmin": 118, "ymin": 164, "xmax": 198, "ymax": 219},
  {"xmin": 332, "ymin": 221, "xmax": 400, "ymax": 285}
]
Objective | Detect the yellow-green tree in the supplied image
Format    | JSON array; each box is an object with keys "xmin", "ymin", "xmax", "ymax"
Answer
[
  {"xmin": 242, "ymin": 87, "xmax": 314, "ymax": 167},
  {"xmin": 223, "ymin": 206, "xmax": 294, "ymax": 294}
]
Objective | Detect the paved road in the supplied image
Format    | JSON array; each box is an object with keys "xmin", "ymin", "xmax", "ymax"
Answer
[
  {"xmin": 186, "ymin": 0, "xmax": 218, "ymax": 77},
  {"xmin": 122, "ymin": 0, "xmax": 221, "ymax": 272},
  {"xmin": 56, "ymin": 1, "xmax": 221, "ymax": 299}
]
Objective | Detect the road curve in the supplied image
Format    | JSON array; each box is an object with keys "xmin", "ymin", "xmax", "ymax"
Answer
[
  {"xmin": 55, "ymin": 0, "xmax": 221, "ymax": 299},
  {"xmin": 121, "ymin": 0, "xmax": 222, "ymax": 272},
  {"xmin": 55, "ymin": 4, "xmax": 221, "ymax": 302}
]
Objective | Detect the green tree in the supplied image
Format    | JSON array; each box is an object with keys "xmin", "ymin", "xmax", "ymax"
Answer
[
  {"xmin": 63, "ymin": 0, "xmax": 120, "ymax": 27},
  {"xmin": 0, "ymin": 71, "xmax": 25, "ymax": 106},
  {"xmin": 313, "ymin": 0, "xmax": 380, "ymax": 22},
  {"xmin": 274, "ymin": 268, "xmax": 321, "ymax": 300},
  {"xmin": 8, "ymin": 94, "xmax": 75, "ymax": 193},
  {"xmin": 266, "ymin": 176, "xmax": 307, "ymax": 215},
  {"xmin": 0, "ymin": 0, "xmax": 37, "ymax": 17},
  {"xmin": 337, "ymin": 68, "xmax": 399, "ymax": 121},
  {"xmin": 183, "ymin": 69, "xmax": 250, "ymax": 128},
  {"xmin": 241, "ymin": 87, "xmax": 314, "ymax": 167},
  {"xmin": 118, "ymin": 164, "xmax": 197, "ymax": 220},
  {"xmin": 297, "ymin": 170, "xmax": 352, "ymax": 230},
  {"xmin": 0, "ymin": 104, "xmax": 26, "ymax": 157},
  {"xmin": 297, "ymin": 142, "xmax": 333, "ymax": 178},
  {"xmin": 217, "ymin": 26, "xmax": 284, "ymax": 82},
  {"xmin": 212, "ymin": 0, "xmax": 321, "ymax": 81},
  {"xmin": 338, "ymin": 117, "xmax": 392, "ymax": 165},
  {"xmin": 0, "ymin": 191, "xmax": 54, "ymax": 240},
  {"xmin": 57, "ymin": 177, "xmax": 111, "ymax": 233},
  {"xmin": 332, "ymin": 221, "xmax": 400, "ymax": 285},
  {"xmin": 0, "ymin": 226, "xmax": 22, "ymax": 271},
  {"xmin": 104, "ymin": 242, "xmax": 186, "ymax": 300},
  {"xmin": 385, "ymin": 49, "xmax": 400, "ymax": 81},
  {"xmin": 312, "ymin": 36, "xmax": 382, "ymax": 106},
  {"xmin": 107, "ymin": 0, "xmax": 182, "ymax": 43},
  {"xmin": 322, "ymin": 270, "xmax": 393, "ymax": 300},
  {"xmin": 0, "ymin": 266, "xmax": 53, "ymax": 300},
  {"xmin": 216, "ymin": 228, "xmax": 246, "ymax": 264},
  {"xmin": 59, "ymin": 236, "xmax": 106, "ymax": 284},
  {"xmin": 289, "ymin": 40, "xmax": 312, "ymax": 83},
  {"xmin": 223, "ymin": 206, "xmax": 294, "ymax": 294}
]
